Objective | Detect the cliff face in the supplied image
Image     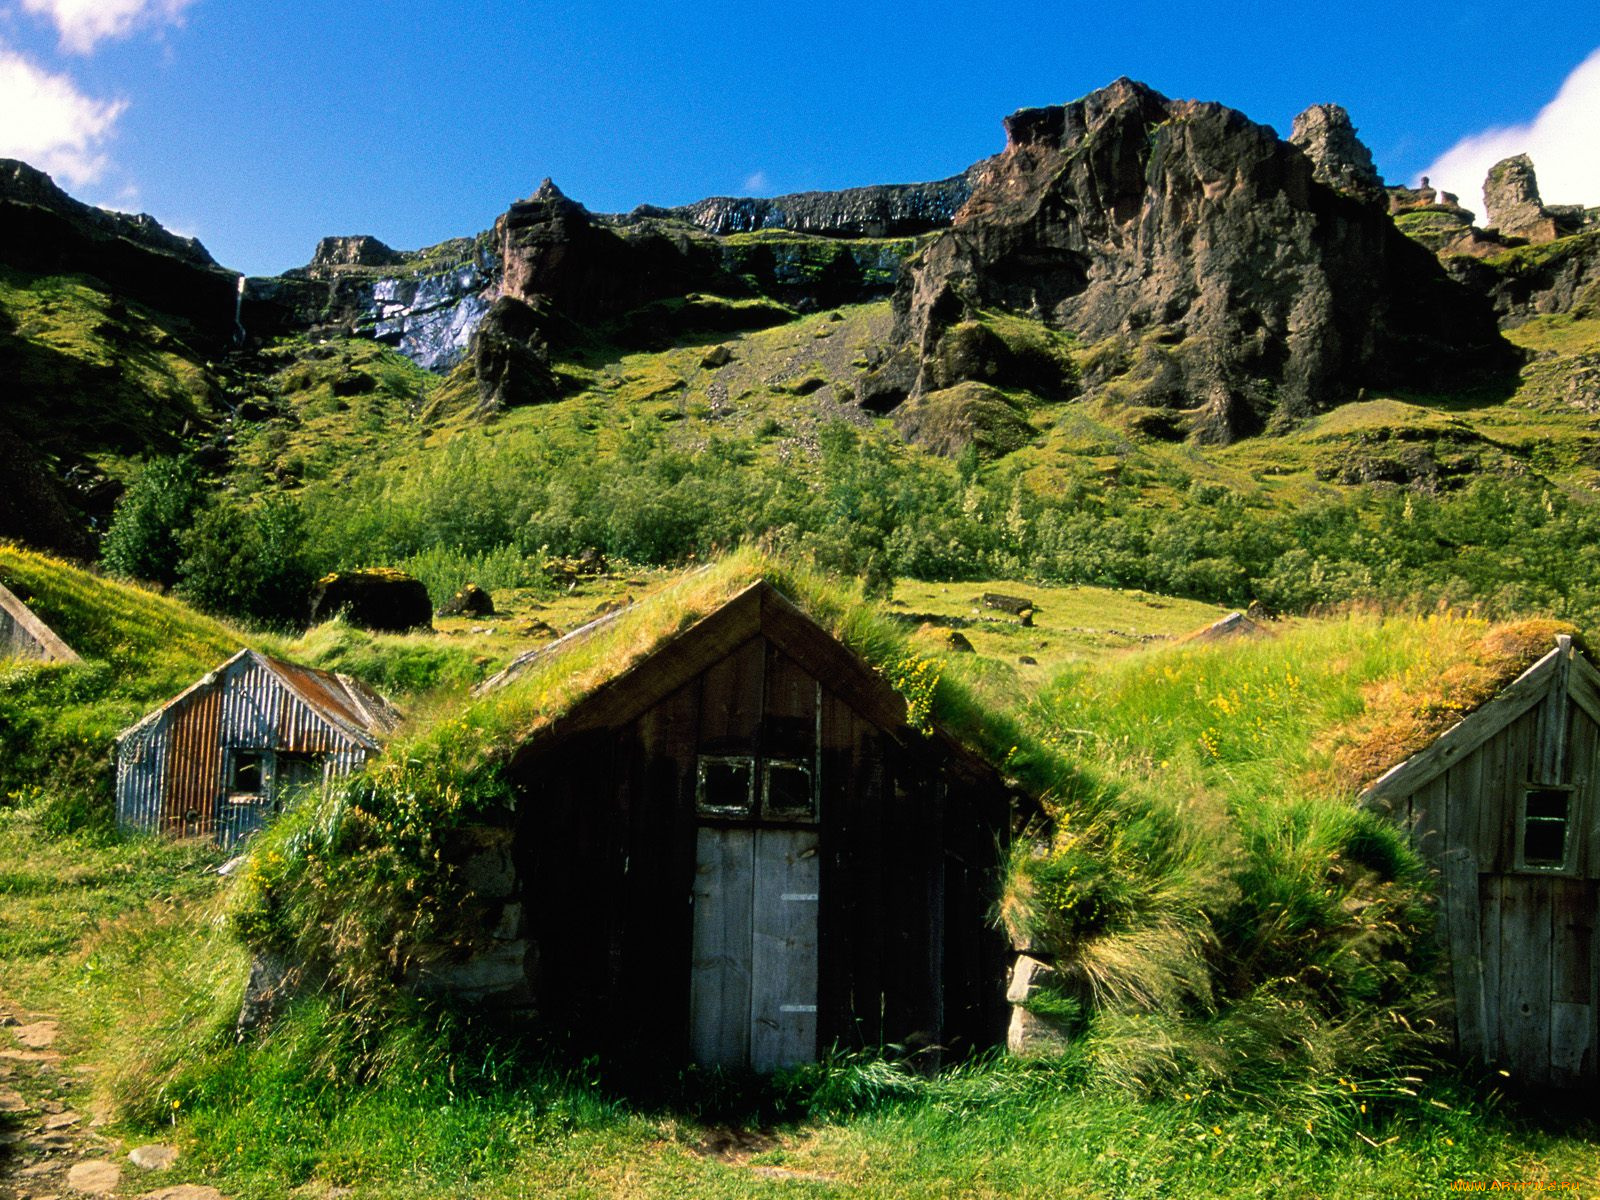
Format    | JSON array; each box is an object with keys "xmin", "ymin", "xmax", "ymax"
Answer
[
  {"xmin": 0, "ymin": 159, "xmax": 239, "ymax": 345},
  {"xmin": 245, "ymin": 234, "xmax": 497, "ymax": 371},
  {"xmin": 872, "ymin": 80, "xmax": 1512, "ymax": 441},
  {"xmin": 621, "ymin": 170, "xmax": 986, "ymax": 238}
]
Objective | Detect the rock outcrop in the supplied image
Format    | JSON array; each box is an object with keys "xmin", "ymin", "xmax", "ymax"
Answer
[
  {"xmin": 1483, "ymin": 154, "xmax": 1588, "ymax": 244},
  {"xmin": 870, "ymin": 79, "xmax": 1512, "ymax": 441},
  {"xmin": 1289, "ymin": 104, "xmax": 1384, "ymax": 205},
  {"xmin": 626, "ymin": 169, "xmax": 988, "ymax": 238},
  {"xmin": 245, "ymin": 233, "xmax": 497, "ymax": 371},
  {"xmin": 0, "ymin": 159, "xmax": 239, "ymax": 345},
  {"xmin": 1446, "ymin": 229, "xmax": 1600, "ymax": 326}
]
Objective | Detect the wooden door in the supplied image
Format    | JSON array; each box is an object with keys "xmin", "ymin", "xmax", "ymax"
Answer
[
  {"xmin": 690, "ymin": 826, "xmax": 819, "ymax": 1070},
  {"xmin": 1481, "ymin": 875, "xmax": 1598, "ymax": 1086}
]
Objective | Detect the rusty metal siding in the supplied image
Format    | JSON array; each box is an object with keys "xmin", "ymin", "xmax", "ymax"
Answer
[
  {"xmin": 161, "ymin": 683, "xmax": 224, "ymax": 836},
  {"xmin": 117, "ymin": 652, "xmax": 381, "ymax": 848}
]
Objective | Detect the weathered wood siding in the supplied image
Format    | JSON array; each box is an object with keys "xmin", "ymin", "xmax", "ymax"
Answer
[
  {"xmin": 1378, "ymin": 657, "xmax": 1600, "ymax": 1086},
  {"xmin": 0, "ymin": 583, "xmax": 77, "ymax": 663},
  {"xmin": 513, "ymin": 633, "xmax": 1012, "ymax": 1067}
]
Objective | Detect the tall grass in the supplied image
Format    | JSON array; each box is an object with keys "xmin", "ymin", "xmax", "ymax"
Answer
[{"xmin": 1003, "ymin": 611, "xmax": 1570, "ymax": 1108}]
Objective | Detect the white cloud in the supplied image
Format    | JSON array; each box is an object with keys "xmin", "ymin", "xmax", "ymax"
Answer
[
  {"xmin": 742, "ymin": 170, "xmax": 769, "ymax": 194},
  {"xmin": 1422, "ymin": 46, "xmax": 1600, "ymax": 216},
  {"xmin": 18, "ymin": 0, "xmax": 196, "ymax": 54},
  {"xmin": 0, "ymin": 47, "xmax": 125, "ymax": 185}
]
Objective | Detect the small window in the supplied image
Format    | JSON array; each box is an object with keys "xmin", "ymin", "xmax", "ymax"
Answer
[
  {"xmin": 697, "ymin": 756, "xmax": 755, "ymax": 817},
  {"xmin": 229, "ymin": 751, "xmax": 266, "ymax": 796},
  {"xmin": 1519, "ymin": 786, "xmax": 1572, "ymax": 871},
  {"xmin": 763, "ymin": 760, "xmax": 816, "ymax": 822}
]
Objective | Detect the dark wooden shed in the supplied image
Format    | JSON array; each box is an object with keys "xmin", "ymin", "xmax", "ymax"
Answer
[
  {"xmin": 1362, "ymin": 635, "xmax": 1600, "ymax": 1086},
  {"xmin": 117, "ymin": 649, "xmax": 401, "ymax": 848},
  {"xmin": 486, "ymin": 580, "xmax": 1019, "ymax": 1071}
]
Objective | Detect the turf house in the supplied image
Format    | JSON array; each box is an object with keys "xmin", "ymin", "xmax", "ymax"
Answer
[
  {"xmin": 240, "ymin": 561, "xmax": 1035, "ymax": 1072},
  {"xmin": 116, "ymin": 648, "xmax": 402, "ymax": 848},
  {"xmin": 1363, "ymin": 634, "xmax": 1600, "ymax": 1086}
]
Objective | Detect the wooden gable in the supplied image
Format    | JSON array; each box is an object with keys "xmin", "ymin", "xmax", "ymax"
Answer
[
  {"xmin": 1361, "ymin": 635, "xmax": 1600, "ymax": 1087},
  {"xmin": 499, "ymin": 580, "xmax": 1018, "ymax": 1070},
  {"xmin": 0, "ymin": 582, "xmax": 78, "ymax": 663}
]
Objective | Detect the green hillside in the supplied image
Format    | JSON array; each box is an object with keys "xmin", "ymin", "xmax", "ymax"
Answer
[{"xmin": 2, "ymin": 558, "xmax": 1594, "ymax": 1197}]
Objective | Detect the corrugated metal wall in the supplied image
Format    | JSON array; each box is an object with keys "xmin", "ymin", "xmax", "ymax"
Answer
[{"xmin": 117, "ymin": 655, "xmax": 373, "ymax": 848}]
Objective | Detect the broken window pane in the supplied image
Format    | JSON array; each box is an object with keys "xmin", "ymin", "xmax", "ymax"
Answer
[
  {"xmin": 229, "ymin": 751, "xmax": 265, "ymax": 797},
  {"xmin": 1522, "ymin": 787, "xmax": 1570, "ymax": 869},
  {"xmin": 764, "ymin": 760, "xmax": 815, "ymax": 822},
  {"xmin": 697, "ymin": 756, "xmax": 754, "ymax": 816}
]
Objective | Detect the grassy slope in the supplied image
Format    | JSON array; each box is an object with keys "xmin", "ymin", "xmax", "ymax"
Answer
[
  {"xmin": 0, "ymin": 267, "xmax": 218, "ymax": 480},
  {"xmin": 3, "ymin": 578, "xmax": 1598, "ymax": 1195}
]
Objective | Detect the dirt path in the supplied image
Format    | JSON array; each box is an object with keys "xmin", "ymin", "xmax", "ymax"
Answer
[{"xmin": 0, "ymin": 1002, "xmax": 218, "ymax": 1200}]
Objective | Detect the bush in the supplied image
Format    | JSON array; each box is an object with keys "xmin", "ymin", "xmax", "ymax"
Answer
[{"xmin": 101, "ymin": 457, "xmax": 205, "ymax": 587}]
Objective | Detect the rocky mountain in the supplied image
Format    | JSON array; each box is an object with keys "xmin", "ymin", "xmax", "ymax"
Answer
[
  {"xmin": 0, "ymin": 159, "xmax": 239, "ymax": 343},
  {"xmin": 4, "ymin": 77, "xmax": 1600, "ymax": 563},
  {"xmin": 616, "ymin": 168, "xmax": 987, "ymax": 238},
  {"xmin": 860, "ymin": 80, "xmax": 1511, "ymax": 441}
]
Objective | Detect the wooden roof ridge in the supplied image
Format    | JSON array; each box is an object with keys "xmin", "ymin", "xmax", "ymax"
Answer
[
  {"xmin": 0, "ymin": 581, "xmax": 80, "ymax": 663},
  {"xmin": 500, "ymin": 577, "xmax": 1008, "ymax": 787},
  {"xmin": 1360, "ymin": 635, "xmax": 1598, "ymax": 804}
]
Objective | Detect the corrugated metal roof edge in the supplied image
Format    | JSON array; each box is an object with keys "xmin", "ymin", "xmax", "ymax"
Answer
[{"xmin": 116, "ymin": 647, "xmax": 401, "ymax": 749}]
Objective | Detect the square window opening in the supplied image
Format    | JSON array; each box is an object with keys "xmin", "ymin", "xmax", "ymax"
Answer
[
  {"xmin": 763, "ymin": 760, "xmax": 816, "ymax": 822},
  {"xmin": 1520, "ymin": 786, "xmax": 1571, "ymax": 870},
  {"xmin": 697, "ymin": 756, "xmax": 755, "ymax": 817},
  {"xmin": 229, "ymin": 750, "xmax": 266, "ymax": 798}
]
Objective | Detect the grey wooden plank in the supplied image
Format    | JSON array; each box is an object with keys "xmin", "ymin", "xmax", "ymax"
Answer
[
  {"xmin": 1476, "ymin": 724, "xmax": 1510, "ymax": 873},
  {"xmin": 1535, "ymin": 637, "xmax": 1573, "ymax": 786},
  {"xmin": 1414, "ymin": 776, "xmax": 1449, "ymax": 863},
  {"xmin": 1480, "ymin": 874, "xmax": 1502, "ymax": 1063},
  {"xmin": 1549, "ymin": 880, "xmax": 1596, "ymax": 1085},
  {"xmin": 1567, "ymin": 652, "xmax": 1600, "ymax": 731},
  {"xmin": 696, "ymin": 637, "xmax": 766, "ymax": 753},
  {"xmin": 1442, "ymin": 849, "xmax": 1486, "ymax": 1061},
  {"xmin": 1498, "ymin": 876, "xmax": 1554, "ymax": 1086},
  {"xmin": 1549, "ymin": 1002, "xmax": 1594, "ymax": 1084},
  {"xmin": 1445, "ymin": 757, "xmax": 1481, "ymax": 860},
  {"xmin": 750, "ymin": 828, "xmax": 821, "ymax": 1072},
  {"xmin": 1568, "ymin": 712, "xmax": 1600, "ymax": 880},
  {"xmin": 690, "ymin": 827, "xmax": 754, "ymax": 1068}
]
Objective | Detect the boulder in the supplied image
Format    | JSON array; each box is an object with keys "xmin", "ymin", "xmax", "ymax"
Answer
[
  {"xmin": 891, "ymin": 382, "xmax": 1036, "ymax": 459},
  {"xmin": 981, "ymin": 592, "xmax": 1035, "ymax": 616},
  {"xmin": 438, "ymin": 582, "xmax": 496, "ymax": 618},
  {"xmin": 471, "ymin": 295, "xmax": 557, "ymax": 412},
  {"xmin": 308, "ymin": 568, "xmax": 433, "ymax": 632}
]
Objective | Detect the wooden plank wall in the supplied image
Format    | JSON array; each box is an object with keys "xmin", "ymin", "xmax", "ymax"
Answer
[
  {"xmin": 1395, "ymin": 684, "xmax": 1599, "ymax": 1085},
  {"xmin": 513, "ymin": 632, "xmax": 1012, "ymax": 1065}
]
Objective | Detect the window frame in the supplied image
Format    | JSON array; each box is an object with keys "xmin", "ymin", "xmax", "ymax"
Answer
[
  {"xmin": 225, "ymin": 748, "xmax": 271, "ymax": 806},
  {"xmin": 1514, "ymin": 782, "xmax": 1579, "ymax": 875},
  {"xmin": 696, "ymin": 753, "xmax": 818, "ymax": 825}
]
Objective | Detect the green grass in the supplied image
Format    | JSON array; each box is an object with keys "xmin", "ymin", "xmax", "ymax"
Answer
[
  {"xmin": 3, "ymin": 572, "xmax": 1599, "ymax": 1196},
  {"xmin": 0, "ymin": 267, "xmax": 216, "ymax": 475},
  {"xmin": 1, "ymin": 802, "xmax": 1594, "ymax": 1198}
]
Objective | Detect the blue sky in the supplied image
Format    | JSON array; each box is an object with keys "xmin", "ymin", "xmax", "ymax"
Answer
[{"xmin": 1, "ymin": 1, "xmax": 1597, "ymax": 276}]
